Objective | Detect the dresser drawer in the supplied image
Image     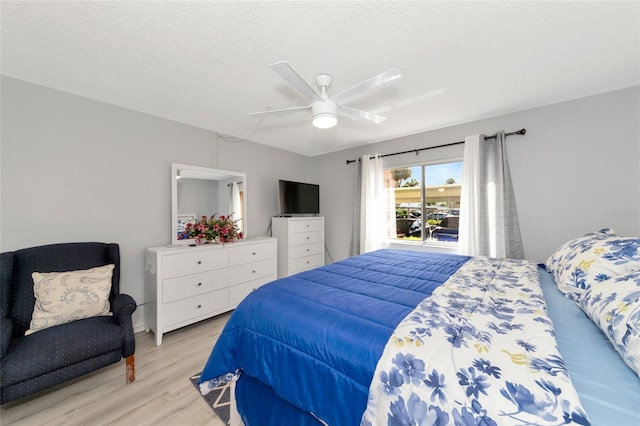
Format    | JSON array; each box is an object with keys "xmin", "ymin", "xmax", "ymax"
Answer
[
  {"xmin": 162, "ymin": 249, "xmax": 228, "ymax": 279},
  {"xmin": 229, "ymin": 241, "xmax": 275, "ymax": 266},
  {"xmin": 162, "ymin": 269, "xmax": 230, "ymax": 304},
  {"xmin": 146, "ymin": 238, "xmax": 277, "ymax": 345},
  {"xmin": 289, "ymin": 231, "xmax": 323, "ymax": 246},
  {"xmin": 162, "ymin": 288, "xmax": 229, "ymax": 327},
  {"xmin": 289, "ymin": 219, "xmax": 323, "ymax": 234},
  {"xmin": 289, "ymin": 241, "xmax": 323, "ymax": 260},
  {"xmin": 229, "ymin": 276, "xmax": 274, "ymax": 305},
  {"xmin": 228, "ymin": 259, "xmax": 275, "ymax": 285},
  {"xmin": 290, "ymin": 253, "xmax": 324, "ymax": 274}
]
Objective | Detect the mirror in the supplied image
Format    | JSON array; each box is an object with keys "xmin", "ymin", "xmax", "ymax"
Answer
[{"xmin": 171, "ymin": 163, "xmax": 247, "ymax": 245}]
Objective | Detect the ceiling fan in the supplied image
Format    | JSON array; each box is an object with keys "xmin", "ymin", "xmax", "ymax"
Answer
[{"xmin": 249, "ymin": 61, "xmax": 402, "ymax": 129}]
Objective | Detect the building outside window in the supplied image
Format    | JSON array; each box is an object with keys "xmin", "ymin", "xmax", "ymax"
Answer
[{"xmin": 387, "ymin": 160, "xmax": 463, "ymax": 244}]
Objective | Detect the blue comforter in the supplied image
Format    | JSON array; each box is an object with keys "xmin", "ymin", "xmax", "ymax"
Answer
[{"xmin": 199, "ymin": 249, "xmax": 470, "ymax": 425}]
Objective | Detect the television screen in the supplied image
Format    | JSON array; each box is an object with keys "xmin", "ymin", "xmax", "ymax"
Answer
[{"xmin": 279, "ymin": 180, "xmax": 320, "ymax": 215}]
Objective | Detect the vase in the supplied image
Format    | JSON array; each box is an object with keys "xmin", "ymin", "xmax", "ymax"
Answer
[{"xmin": 196, "ymin": 238, "xmax": 218, "ymax": 245}]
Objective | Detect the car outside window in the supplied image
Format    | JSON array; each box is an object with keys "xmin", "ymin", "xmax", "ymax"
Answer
[{"xmin": 388, "ymin": 160, "xmax": 463, "ymax": 244}]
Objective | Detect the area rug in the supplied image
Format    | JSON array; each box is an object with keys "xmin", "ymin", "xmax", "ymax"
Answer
[{"xmin": 190, "ymin": 372, "xmax": 231, "ymax": 424}]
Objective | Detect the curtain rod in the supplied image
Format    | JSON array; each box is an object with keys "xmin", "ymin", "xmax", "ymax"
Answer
[{"xmin": 345, "ymin": 128, "xmax": 526, "ymax": 165}]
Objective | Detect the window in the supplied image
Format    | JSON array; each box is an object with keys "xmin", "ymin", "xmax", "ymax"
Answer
[{"xmin": 387, "ymin": 160, "xmax": 463, "ymax": 243}]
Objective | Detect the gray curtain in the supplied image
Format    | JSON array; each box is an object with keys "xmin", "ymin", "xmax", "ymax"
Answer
[
  {"xmin": 349, "ymin": 159, "xmax": 362, "ymax": 257},
  {"xmin": 460, "ymin": 131, "xmax": 524, "ymax": 258}
]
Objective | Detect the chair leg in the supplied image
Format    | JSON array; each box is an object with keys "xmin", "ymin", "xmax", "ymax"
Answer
[{"xmin": 126, "ymin": 355, "xmax": 135, "ymax": 383}]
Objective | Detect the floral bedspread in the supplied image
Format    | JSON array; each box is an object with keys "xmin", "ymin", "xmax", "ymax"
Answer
[{"xmin": 361, "ymin": 257, "xmax": 590, "ymax": 426}]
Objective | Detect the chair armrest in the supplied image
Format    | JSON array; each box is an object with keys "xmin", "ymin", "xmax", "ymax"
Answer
[
  {"xmin": 112, "ymin": 294, "xmax": 137, "ymax": 358},
  {"xmin": 1, "ymin": 317, "xmax": 13, "ymax": 357},
  {"xmin": 112, "ymin": 293, "xmax": 137, "ymax": 323}
]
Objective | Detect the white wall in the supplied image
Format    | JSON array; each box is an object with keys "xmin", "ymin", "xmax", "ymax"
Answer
[
  {"xmin": 312, "ymin": 86, "xmax": 640, "ymax": 263},
  {"xmin": 0, "ymin": 76, "xmax": 312, "ymax": 330}
]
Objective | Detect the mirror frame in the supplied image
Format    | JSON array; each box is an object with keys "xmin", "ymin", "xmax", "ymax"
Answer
[{"xmin": 171, "ymin": 163, "xmax": 247, "ymax": 245}]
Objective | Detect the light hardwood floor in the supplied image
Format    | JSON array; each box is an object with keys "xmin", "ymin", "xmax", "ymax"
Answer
[{"xmin": 1, "ymin": 313, "xmax": 232, "ymax": 426}]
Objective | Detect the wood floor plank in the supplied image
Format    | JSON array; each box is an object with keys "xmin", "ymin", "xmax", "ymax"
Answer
[{"xmin": 1, "ymin": 313, "xmax": 232, "ymax": 426}]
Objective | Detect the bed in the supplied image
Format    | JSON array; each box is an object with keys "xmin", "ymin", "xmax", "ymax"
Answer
[{"xmin": 199, "ymin": 237, "xmax": 640, "ymax": 425}]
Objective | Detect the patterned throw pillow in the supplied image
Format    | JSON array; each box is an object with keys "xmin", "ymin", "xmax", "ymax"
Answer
[
  {"xmin": 581, "ymin": 271, "xmax": 640, "ymax": 377},
  {"xmin": 26, "ymin": 264, "xmax": 114, "ymax": 335},
  {"xmin": 545, "ymin": 229, "xmax": 640, "ymax": 301}
]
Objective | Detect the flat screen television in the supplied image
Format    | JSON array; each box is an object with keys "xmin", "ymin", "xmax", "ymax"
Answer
[{"xmin": 279, "ymin": 180, "xmax": 320, "ymax": 215}]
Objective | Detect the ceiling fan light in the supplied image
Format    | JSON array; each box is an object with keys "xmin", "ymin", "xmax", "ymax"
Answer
[
  {"xmin": 312, "ymin": 101, "xmax": 337, "ymax": 129},
  {"xmin": 313, "ymin": 113, "xmax": 337, "ymax": 129}
]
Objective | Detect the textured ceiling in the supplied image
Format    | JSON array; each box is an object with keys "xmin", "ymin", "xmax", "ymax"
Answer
[{"xmin": 2, "ymin": 1, "xmax": 639, "ymax": 157}]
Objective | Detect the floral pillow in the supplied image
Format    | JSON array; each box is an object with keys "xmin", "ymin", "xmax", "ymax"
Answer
[
  {"xmin": 545, "ymin": 228, "xmax": 640, "ymax": 301},
  {"xmin": 580, "ymin": 271, "xmax": 640, "ymax": 377},
  {"xmin": 26, "ymin": 264, "xmax": 114, "ymax": 335}
]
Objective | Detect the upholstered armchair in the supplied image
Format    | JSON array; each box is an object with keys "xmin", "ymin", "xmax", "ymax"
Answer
[{"xmin": 0, "ymin": 242, "xmax": 137, "ymax": 404}]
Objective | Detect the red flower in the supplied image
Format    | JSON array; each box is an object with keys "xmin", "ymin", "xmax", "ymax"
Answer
[{"xmin": 184, "ymin": 213, "xmax": 243, "ymax": 244}]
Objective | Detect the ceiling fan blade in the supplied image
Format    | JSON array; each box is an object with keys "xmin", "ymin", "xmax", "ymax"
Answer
[
  {"xmin": 249, "ymin": 105, "xmax": 311, "ymax": 117},
  {"xmin": 337, "ymin": 105, "xmax": 387, "ymax": 124},
  {"xmin": 271, "ymin": 61, "xmax": 322, "ymax": 102},
  {"xmin": 331, "ymin": 68, "xmax": 402, "ymax": 106}
]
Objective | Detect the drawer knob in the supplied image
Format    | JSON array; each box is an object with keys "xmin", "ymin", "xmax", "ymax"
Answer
[
  {"xmin": 252, "ymin": 270, "xmax": 256, "ymax": 274},
  {"xmin": 197, "ymin": 282, "xmax": 202, "ymax": 286},
  {"xmin": 197, "ymin": 304, "xmax": 202, "ymax": 309},
  {"xmin": 252, "ymin": 252, "xmax": 256, "ymax": 256},
  {"xmin": 197, "ymin": 261, "xmax": 202, "ymax": 265},
  {"xmin": 306, "ymin": 248, "xmax": 310, "ymax": 252},
  {"xmin": 306, "ymin": 236, "xmax": 310, "ymax": 240},
  {"xmin": 306, "ymin": 261, "xmax": 310, "ymax": 264}
]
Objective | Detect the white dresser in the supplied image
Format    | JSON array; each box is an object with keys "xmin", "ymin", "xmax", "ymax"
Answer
[
  {"xmin": 272, "ymin": 217, "xmax": 324, "ymax": 278},
  {"xmin": 145, "ymin": 237, "xmax": 276, "ymax": 345}
]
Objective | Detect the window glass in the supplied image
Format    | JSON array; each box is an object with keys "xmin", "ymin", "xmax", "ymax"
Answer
[{"xmin": 389, "ymin": 161, "xmax": 463, "ymax": 243}]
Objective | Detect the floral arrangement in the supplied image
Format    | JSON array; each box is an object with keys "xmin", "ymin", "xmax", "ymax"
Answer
[{"xmin": 183, "ymin": 214, "xmax": 243, "ymax": 244}]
